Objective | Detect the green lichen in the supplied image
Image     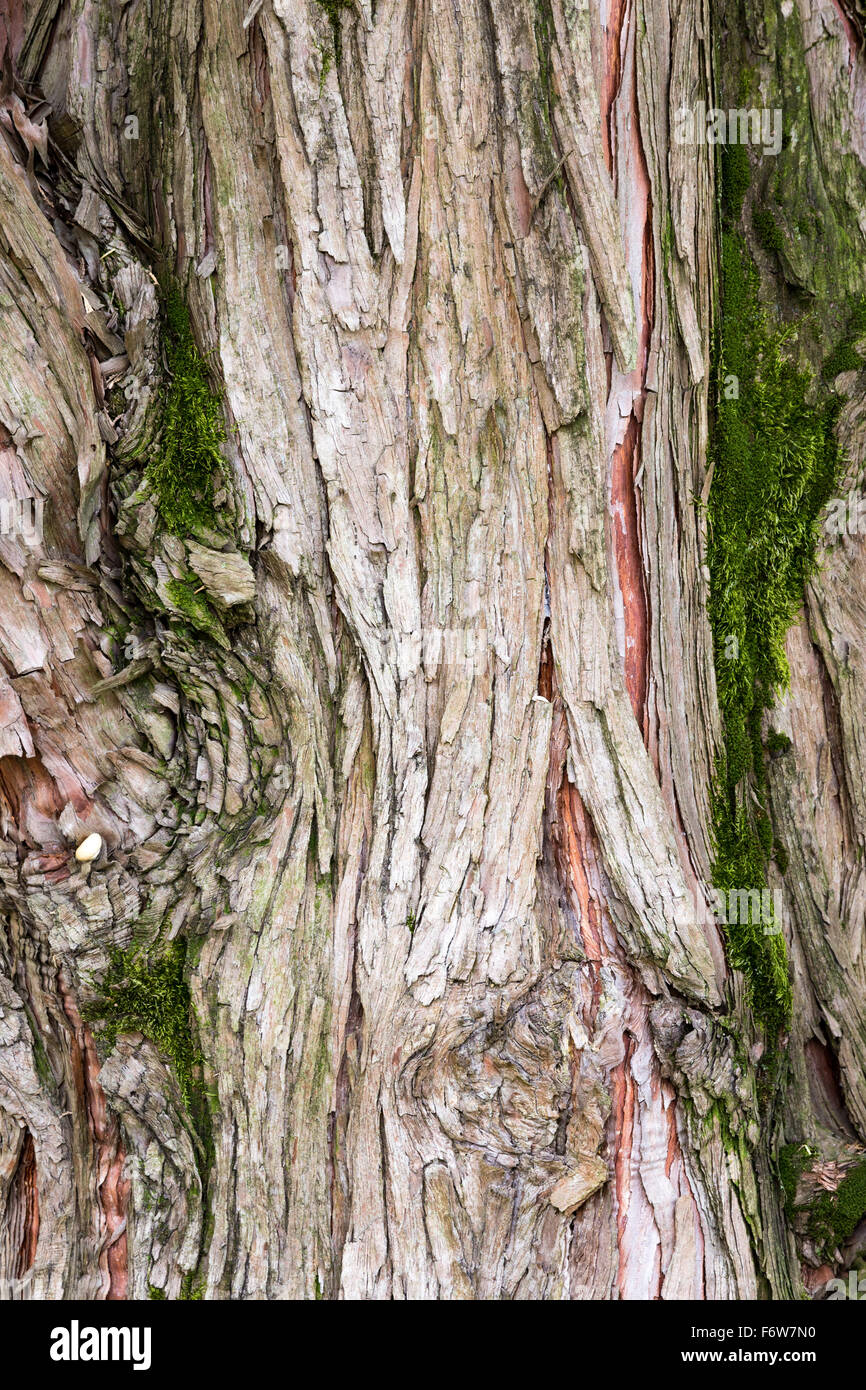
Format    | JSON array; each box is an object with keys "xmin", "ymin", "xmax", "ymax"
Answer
[
  {"xmin": 146, "ymin": 288, "xmax": 226, "ymax": 537},
  {"xmin": 25, "ymin": 1009, "xmax": 55, "ymax": 1091},
  {"xmin": 515, "ymin": 0, "xmax": 567, "ymax": 208},
  {"xmin": 310, "ymin": 995, "xmax": 333, "ymax": 1116},
  {"xmin": 708, "ymin": 228, "xmax": 841, "ymax": 1036}
]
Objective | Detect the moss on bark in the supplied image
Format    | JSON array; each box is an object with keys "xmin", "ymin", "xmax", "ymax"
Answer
[{"xmin": 146, "ymin": 288, "xmax": 227, "ymax": 538}]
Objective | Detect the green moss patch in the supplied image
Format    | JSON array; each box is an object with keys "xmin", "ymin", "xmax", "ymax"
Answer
[
  {"xmin": 315, "ymin": 0, "xmax": 353, "ymax": 62},
  {"xmin": 779, "ymin": 1142, "xmax": 813, "ymax": 1215},
  {"xmin": 84, "ymin": 938, "xmax": 200, "ymax": 1110},
  {"xmin": 165, "ymin": 577, "xmax": 229, "ymax": 649},
  {"xmin": 752, "ymin": 206, "xmax": 784, "ymax": 260},
  {"xmin": 721, "ymin": 141, "xmax": 750, "ymax": 223},
  {"xmin": 808, "ymin": 1159, "xmax": 866, "ymax": 1252},
  {"xmin": 822, "ymin": 296, "xmax": 866, "ymax": 384},
  {"xmin": 179, "ymin": 1272, "xmax": 206, "ymax": 1300},
  {"xmin": 146, "ymin": 289, "xmax": 227, "ymax": 537},
  {"xmin": 708, "ymin": 229, "xmax": 842, "ymax": 1036},
  {"xmin": 782, "ymin": 1145, "xmax": 866, "ymax": 1254}
]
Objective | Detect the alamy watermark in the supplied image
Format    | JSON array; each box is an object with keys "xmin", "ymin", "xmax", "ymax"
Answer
[
  {"xmin": 0, "ymin": 495, "xmax": 44, "ymax": 546},
  {"xmin": 673, "ymin": 102, "xmax": 783, "ymax": 157},
  {"xmin": 50, "ymin": 1320, "xmax": 151, "ymax": 1371},
  {"xmin": 411, "ymin": 626, "xmax": 491, "ymax": 672},
  {"xmin": 824, "ymin": 490, "xmax": 866, "ymax": 540},
  {"xmin": 268, "ymin": 626, "xmax": 492, "ymax": 795},
  {"xmin": 827, "ymin": 1270, "xmax": 866, "ymax": 1299},
  {"xmin": 0, "ymin": 1271, "xmax": 33, "ymax": 1297},
  {"xmin": 675, "ymin": 883, "xmax": 784, "ymax": 935}
]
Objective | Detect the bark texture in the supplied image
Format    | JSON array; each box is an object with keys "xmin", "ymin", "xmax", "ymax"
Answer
[{"xmin": 0, "ymin": 0, "xmax": 865, "ymax": 1299}]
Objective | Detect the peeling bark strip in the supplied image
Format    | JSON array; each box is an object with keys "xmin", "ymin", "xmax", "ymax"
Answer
[
  {"xmin": 602, "ymin": 0, "xmax": 653, "ymax": 735},
  {"xmin": 0, "ymin": 0, "xmax": 864, "ymax": 1301},
  {"xmin": 57, "ymin": 978, "xmax": 129, "ymax": 1300}
]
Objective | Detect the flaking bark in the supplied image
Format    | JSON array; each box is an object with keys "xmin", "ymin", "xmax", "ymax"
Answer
[{"xmin": 0, "ymin": 0, "xmax": 865, "ymax": 1300}]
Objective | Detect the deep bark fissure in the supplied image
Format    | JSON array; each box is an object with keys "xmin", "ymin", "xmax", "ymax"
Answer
[{"xmin": 7, "ymin": 1129, "xmax": 39, "ymax": 1281}]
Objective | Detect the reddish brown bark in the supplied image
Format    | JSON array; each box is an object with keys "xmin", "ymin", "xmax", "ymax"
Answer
[
  {"xmin": 10, "ymin": 1131, "xmax": 39, "ymax": 1279},
  {"xmin": 58, "ymin": 976, "xmax": 129, "ymax": 1300}
]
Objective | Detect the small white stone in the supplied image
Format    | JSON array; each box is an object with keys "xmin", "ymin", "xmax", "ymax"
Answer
[{"xmin": 74, "ymin": 833, "xmax": 103, "ymax": 863}]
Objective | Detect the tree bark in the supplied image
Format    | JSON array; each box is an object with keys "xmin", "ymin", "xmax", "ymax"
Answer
[{"xmin": 0, "ymin": 0, "xmax": 865, "ymax": 1300}]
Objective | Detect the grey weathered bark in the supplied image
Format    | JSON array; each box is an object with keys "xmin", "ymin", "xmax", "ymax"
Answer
[{"xmin": 0, "ymin": 0, "xmax": 865, "ymax": 1300}]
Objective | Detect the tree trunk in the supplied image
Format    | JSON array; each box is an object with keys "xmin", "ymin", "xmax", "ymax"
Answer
[{"xmin": 1, "ymin": 0, "xmax": 865, "ymax": 1300}]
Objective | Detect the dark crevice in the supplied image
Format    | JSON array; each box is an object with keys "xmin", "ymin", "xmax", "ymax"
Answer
[{"xmin": 7, "ymin": 1128, "xmax": 40, "ymax": 1280}]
